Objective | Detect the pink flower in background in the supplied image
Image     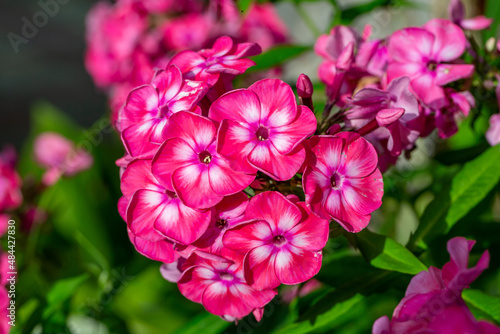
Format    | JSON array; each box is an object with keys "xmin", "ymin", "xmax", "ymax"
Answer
[
  {"xmin": 169, "ymin": 36, "xmax": 261, "ymax": 86},
  {"xmin": 303, "ymin": 132, "xmax": 383, "ymax": 232},
  {"xmin": 346, "ymin": 76, "xmax": 420, "ymax": 156},
  {"xmin": 448, "ymin": 0, "xmax": 493, "ymax": 31},
  {"xmin": 223, "ymin": 192, "xmax": 329, "ymax": 291},
  {"xmin": 373, "ymin": 237, "xmax": 498, "ymax": 334},
  {"xmin": 85, "ymin": 1, "xmax": 147, "ymax": 88},
  {"xmin": 161, "ymin": 13, "xmax": 214, "ymax": 52},
  {"xmin": 387, "ymin": 19, "xmax": 474, "ymax": 108},
  {"xmin": 0, "ymin": 286, "xmax": 10, "ymax": 334},
  {"xmin": 210, "ymin": 79, "xmax": 317, "ymax": 181},
  {"xmin": 434, "ymin": 89, "xmax": 475, "ymax": 138},
  {"xmin": 121, "ymin": 159, "xmax": 211, "ymax": 246},
  {"xmin": 118, "ymin": 65, "xmax": 208, "ymax": 158},
  {"xmin": 239, "ymin": 3, "xmax": 289, "ymax": 51},
  {"xmin": 0, "ymin": 146, "xmax": 22, "ymax": 213},
  {"xmin": 152, "ymin": 111, "xmax": 255, "ymax": 209},
  {"xmin": 178, "ymin": 251, "xmax": 277, "ymax": 320},
  {"xmin": 486, "ymin": 114, "xmax": 500, "ymax": 146},
  {"xmin": 33, "ymin": 133, "xmax": 93, "ymax": 186}
]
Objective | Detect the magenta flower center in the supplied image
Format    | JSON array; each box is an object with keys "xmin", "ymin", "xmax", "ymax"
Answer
[
  {"xmin": 199, "ymin": 151, "xmax": 212, "ymax": 164},
  {"xmin": 216, "ymin": 219, "xmax": 227, "ymax": 229},
  {"xmin": 256, "ymin": 126, "xmax": 270, "ymax": 141},
  {"xmin": 219, "ymin": 272, "xmax": 234, "ymax": 281},
  {"xmin": 427, "ymin": 61, "xmax": 438, "ymax": 71},
  {"xmin": 273, "ymin": 235, "xmax": 287, "ymax": 246},
  {"xmin": 331, "ymin": 172, "xmax": 344, "ymax": 190},
  {"xmin": 157, "ymin": 104, "xmax": 169, "ymax": 118}
]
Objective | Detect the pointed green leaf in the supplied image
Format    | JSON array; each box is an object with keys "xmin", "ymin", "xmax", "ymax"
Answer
[
  {"xmin": 42, "ymin": 274, "xmax": 89, "ymax": 320},
  {"xmin": 249, "ymin": 45, "xmax": 310, "ymax": 71},
  {"xmin": 357, "ymin": 230, "xmax": 427, "ymax": 275},
  {"xmin": 463, "ymin": 289, "xmax": 500, "ymax": 324}
]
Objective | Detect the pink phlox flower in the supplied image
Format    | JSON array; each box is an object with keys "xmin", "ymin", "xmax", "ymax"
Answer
[
  {"xmin": 121, "ymin": 159, "xmax": 211, "ymax": 247},
  {"xmin": 152, "ymin": 111, "xmax": 255, "ymax": 209},
  {"xmin": 169, "ymin": 36, "xmax": 261, "ymax": 87},
  {"xmin": 373, "ymin": 237, "xmax": 497, "ymax": 334},
  {"xmin": 303, "ymin": 132, "xmax": 383, "ymax": 232},
  {"xmin": 177, "ymin": 251, "xmax": 277, "ymax": 320},
  {"xmin": 223, "ymin": 191, "xmax": 329, "ymax": 291},
  {"xmin": 209, "ymin": 78, "xmax": 317, "ymax": 181},
  {"xmin": 118, "ymin": 65, "xmax": 208, "ymax": 158},
  {"xmin": 387, "ymin": 18, "xmax": 474, "ymax": 108}
]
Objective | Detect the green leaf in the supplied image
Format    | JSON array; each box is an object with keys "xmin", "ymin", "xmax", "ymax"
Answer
[
  {"xmin": 249, "ymin": 45, "xmax": 311, "ymax": 71},
  {"xmin": 463, "ymin": 289, "xmax": 500, "ymax": 324},
  {"xmin": 272, "ymin": 294, "xmax": 363, "ymax": 334},
  {"xmin": 237, "ymin": 0, "xmax": 253, "ymax": 12},
  {"xmin": 356, "ymin": 230, "xmax": 427, "ymax": 275},
  {"xmin": 42, "ymin": 274, "xmax": 89, "ymax": 320},
  {"xmin": 410, "ymin": 145, "xmax": 500, "ymax": 249},
  {"xmin": 174, "ymin": 312, "xmax": 230, "ymax": 334}
]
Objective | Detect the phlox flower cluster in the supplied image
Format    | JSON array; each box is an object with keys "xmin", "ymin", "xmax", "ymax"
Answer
[
  {"xmin": 111, "ymin": 0, "xmax": 500, "ymax": 323},
  {"xmin": 84, "ymin": 0, "xmax": 289, "ymax": 123},
  {"xmin": 116, "ymin": 35, "xmax": 384, "ymax": 320}
]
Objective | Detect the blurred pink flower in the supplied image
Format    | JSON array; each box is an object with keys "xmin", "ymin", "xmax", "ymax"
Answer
[
  {"xmin": 0, "ymin": 146, "xmax": 22, "ymax": 213},
  {"xmin": 448, "ymin": 0, "xmax": 492, "ymax": 31},
  {"xmin": 373, "ymin": 237, "xmax": 499, "ymax": 334},
  {"xmin": 34, "ymin": 132, "xmax": 93, "ymax": 186}
]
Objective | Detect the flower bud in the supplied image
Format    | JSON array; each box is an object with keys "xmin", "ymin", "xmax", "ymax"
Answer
[{"xmin": 296, "ymin": 74, "xmax": 313, "ymax": 99}]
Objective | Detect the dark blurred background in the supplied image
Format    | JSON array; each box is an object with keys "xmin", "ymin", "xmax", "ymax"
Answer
[{"xmin": 0, "ymin": 0, "xmax": 106, "ymax": 149}]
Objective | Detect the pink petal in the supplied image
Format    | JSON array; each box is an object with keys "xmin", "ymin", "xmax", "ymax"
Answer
[
  {"xmin": 160, "ymin": 259, "xmax": 184, "ymax": 283},
  {"xmin": 460, "ymin": 16, "xmax": 493, "ymax": 30},
  {"xmin": 121, "ymin": 119, "xmax": 161, "ymax": 158},
  {"xmin": 275, "ymin": 245, "xmax": 323, "ymax": 285},
  {"xmin": 154, "ymin": 196, "xmax": 212, "ymax": 244},
  {"xmin": 173, "ymin": 163, "xmax": 222, "ymax": 209},
  {"xmin": 308, "ymin": 136, "xmax": 345, "ymax": 176},
  {"xmin": 342, "ymin": 136, "xmax": 378, "ymax": 178},
  {"xmin": 324, "ymin": 190, "xmax": 371, "ymax": 232},
  {"xmin": 388, "ymin": 27, "xmax": 434, "ymax": 63},
  {"xmin": 118, "ymin": 196, "xmax": 128, "ymax": 221},
  {"xmin": 163, "ymin": 111, "xmax": 217, "ymax": 152},
  {"xmin": 120, "ymin": 159, "xmax": 162, "ymax": 199},
  {"xmin": 208, "ymin": 157, "xmax": 255, "ymax": 196},
  {"xmin": 423, "ymin": 18, "xmax": 466, "ymax": 62},
  {"xmin": 245, "ymin": 244, "xmax": 280, "ymax": 290},
  {"xmin": 435, "ymin": 64, "xmax": 474, "ymax": 86},
  {"xmin": 270, "ymin": 105, "xmax": 317, "ymax": 155},
  {"xmin": 342, "ymin": 169, "xmax": 384, "ymax": 216},
  {"xmin": 151, "ymin": 66, "xmax": 183, "ymax": 103},
  {"xmin": 208, "ymin": 89, "xmax": 261, "ymax": 125},
  {"xmin": 152, "ymin": 138, "xmax": 198, "ymax": 191},
  {"xmin": 486, "ymin": 114, "xmax": 500, "ymax": 146},
  {"xmin": 287, "ymin": 203, "xmax": 329, "ymax": 250},
  {"xmin": 168, "ymin": 50, "xmax": 205, "ymax": 79},
  {"xmin": 386, "ymin": 62, "xmax": 424, "ymax": 83},
  {"xmin": 376, "ymin": 108, "xmax": 405, "ymax": 127},
  {"xmin": 128, "ymin": 230, "xmax": 178, "ymax": 263},
  {"xmin": 121, "ymin": 85, "xmax": 159, "ymax": 128},
  {"xmin": 167, "ymin": 80, "xmax": 208, "ymax": 114},
  {"xmin": 248, "ymin": 141, "xmax": 306, "ymax": 181},
  {"xmin": 202, "ymin": 282, "xmax": 253, "ymax": 318},
  {"xmin": 303, "ymin": 167, "xmax": 332, "ymax": 220},
  {"xmin": 217, "ymin": 119, "xmax": 258, "ymax": 174},
  {"xmin": 245, "ymin": 191, "xmax": 302, "ymax": 234},
  {"xmin": 223, "ymin": 220, "xmax": 273, "ymax": 252},
  {"xmin": 249, "ymin": 79, "xmax": 297, "ymax": 128},
  {"xmin": 410, "ymin": 74, "xmax": 446, "ymax": 108},
  {"xmin": 178, "ymin": 266, "xmax": 217, "ymax": 303},
  {"xmin": 127, "ymin": 189, "xmax": 168, "ymax": 241},
  {"xmin": 372, "ymin": 316, "xmax": 391, "ymax": 334}
]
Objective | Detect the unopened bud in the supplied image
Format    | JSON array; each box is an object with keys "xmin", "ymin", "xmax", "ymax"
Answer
[
  {"xmin": 297, "ymin": 74, "xmax": 313, "ymax": 98},
  {"xmin": 486, "ymin": 37, "xmax": 496, "ymax": 52}
]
